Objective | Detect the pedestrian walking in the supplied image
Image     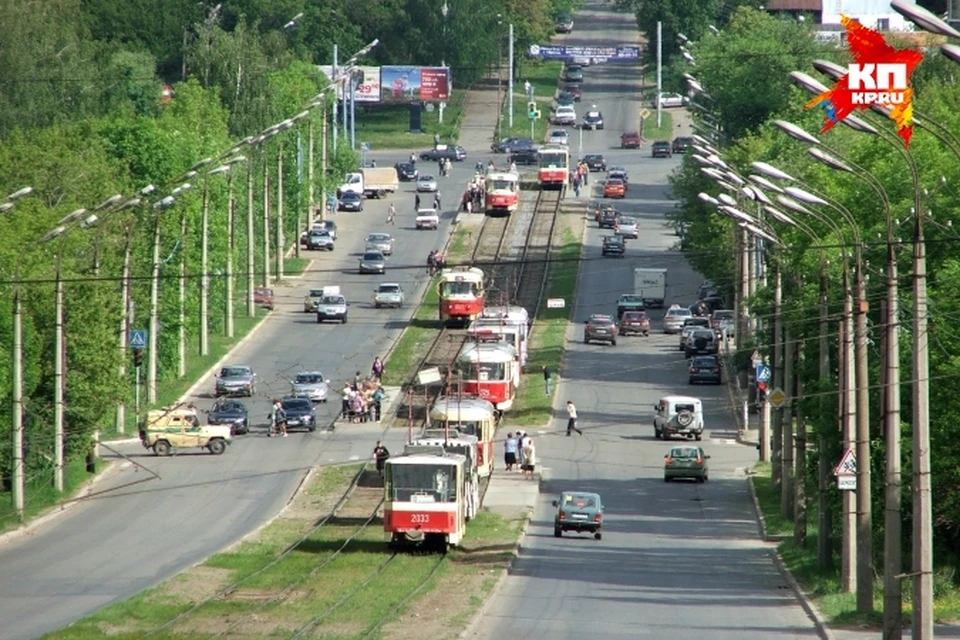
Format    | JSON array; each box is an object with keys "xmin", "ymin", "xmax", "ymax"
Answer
[
  {"xmin": 371, "ymin": 356, "xmax": 385, "ymax": 381},
  {"xmin": 372, "ymin": 386, "xmax": 385, "ymax": 422},
  {"xmin": 427, "ymin": 250, "xmax": 437, "ymax": 275},
  {"xmin": 581, "ymin": 163, "xmax": 588, "ymax": 186},
  {"xmin": 415, "ymin": 193, "xmax": 421, "ymax": 209},
  {"xmin": 410, "ymin": 152, "xmax": 417, "ymax": 164},
  {"xmin": 444, "ymin": 158, "xmax": 452, "ymax": 176},
  {"xmin": 543, "ymin": 365, "xmax": 552, "ymax": 396},
  {"xmin": 270, "ymin": 400, "xmax": 288, "ymax": 437},
  {"xmin": 386, "ymin": 203, "xmax": 396, "ymax": 225},
  {"xmin": 509, "ymin": 161, "xmax": 517, "ymax": 173},
  {"xmin": 504, "ymin": 433, "xmax": 518, "ymax": 471},
  {"xmin": 521, "ymin": 438, "xmax": 536, "ymax": 478},
  {"xmin": 434, "ymin": 192, "xmax": 441, "ymax": 209},
  {"xmin": 517, "ymin": 431, "xmax": 527, "ymax": 467},
  {"xmin": 573, "ymin": 174, "xmax": 581, "ymax": 197},
  {"xmin": 373, "ymin": 441, "xmax": 390, "ymax": 477},
  {"xmin": 566, "ymin": 400, "xmax": 583, "ymax": 436}
]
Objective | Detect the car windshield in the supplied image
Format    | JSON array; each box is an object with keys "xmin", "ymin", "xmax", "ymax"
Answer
[
  {"xmin": 378, "ymin": 285, "xmax": 401, "ymax": 293},
  {"xmin": 585, "ymin": 155, "xmax": 602, "ymax": 161},
  {"xmin": 308, "ymin": 289, "xmax": 324, "ymax": 297},
  {"xmin": 295, "ymin": 373, "xmax": 323, "ymax": 384},
  {"xmin": 221, "ymin": 367, "xmax": 250, "ymax": 377},
  {"xmin": 586, "ymin": 112, "xmax": 601, "ymax": 119},
  {"xmin": 693, "ymin": 357, "xmax": 717, "ymax": 367},
  {"xmin": 714, "ymin": 311, "xmax": 734, "ymax": 320},
  {"xmin": 621, "ymin": 295, "xmax": 642, "ymax": 302},
  {"xmin": 670, "ymin": 447, "xmax": 699, "ymax": 459},
  {"xmin": 693, "ymin": 330, "xmax": 714, "ymax": 339},
  {"xmin": 368, "ymin": 234, "xmax": 390, "ymax": 242},
  {"xmin": 623, "ymin": 312, "xmax": 648, "ymax": 321},
  {"xmin": 362, "ymin": 252, "xmax": 383, "ymax": 261},
  {"xmin": 669, "ymin": 309, "xmax": 692, "ymax": 317},
  {"xmin": 607, "ymin": 179, "xmax": 623, "ymax": 186},
  {"xmin": 343, "ymin": 193, "xmax": 361, "ymax": 201},
  {"xmin": 321, "ymin": 296, "xmax": 345, "ymax": 304},
  {"xmin": 419, "ymin": 175, "xmax": 435, "ymax": 182},
  {"xmin": 590, "ymin": 315, "xmax": 613, "ymax": 324},
  {"xmin": 282, "ymin": 398, "xmax": 311, "ymax": 411},
  {"xmin": 213, "ymin": 401, "xmax": 242, "ymax": 412},
  {"xmin": 620, "ymin": 216, "xmax": 637, "ymax": 225}
]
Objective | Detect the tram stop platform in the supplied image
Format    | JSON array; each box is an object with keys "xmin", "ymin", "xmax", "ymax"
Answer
[{"xmin": 482, "ymin": 468, "xmax": 540, "ymax": 519}]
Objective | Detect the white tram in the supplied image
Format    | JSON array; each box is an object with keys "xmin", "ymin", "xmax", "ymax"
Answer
[
  {"xmin": 383, "ymin": 452, "xmax": 468, "ymax": 550},
  {"xmin": 473, "ymin": 305, "xmax": 530, "ymax": 367},
  {"xmin": 408, "ymin": 429, "xmax": 480, "ymax": 520},
  {"xmin": 429, "ymin": 396, "xmax": 498, "ymax": 478},
  {"xmin": 457, "ymin": 342, "xmax": 519, "ymax": 411}
]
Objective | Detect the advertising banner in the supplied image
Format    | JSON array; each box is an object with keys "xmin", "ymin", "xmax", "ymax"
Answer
[
  {"xmin": 527, "ymin": 44, "xmax": 641, "ymax": 64},
  {"xmin": 381, "ymin": 66, "xmax": 451, "ymax": 104},
  {"xmin": 317, "ymin": 65, "xmax": 382, "ymax": 103}
]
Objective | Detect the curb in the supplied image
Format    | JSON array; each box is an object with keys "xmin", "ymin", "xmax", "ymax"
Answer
[{"xmin": 746, "ymin": 475, "xmax": 790, "ymax": 543}]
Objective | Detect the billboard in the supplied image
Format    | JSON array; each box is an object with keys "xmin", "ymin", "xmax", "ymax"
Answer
[
  {"xmin": 317, "ymin": 65, "xmax": 382, "ymax": 103},
  {"xmin": 527, "ymin": 44, "xmax": 641, "ymax": 63},
  {"xmin": 380, "ymin": 66, "xmax": 451, "ymax": 104}
]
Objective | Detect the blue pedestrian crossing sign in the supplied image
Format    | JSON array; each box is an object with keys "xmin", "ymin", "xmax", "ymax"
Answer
[
  {"xmin": 129, "ymin": 330, "xmax": 147, "ymax": 349},
  {"xmin": 755, "ymin": 364, "xmax": 771, "ymax": 384}
]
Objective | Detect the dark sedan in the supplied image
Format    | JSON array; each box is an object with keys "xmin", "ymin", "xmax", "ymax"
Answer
[
  {"xmin": 689, "ymin": 355, "xmax": 722, "ymax": 385},
  {"xmin": 420, "ymin": 145, "xmax": 467, "ymax": 162},
  {"xmin": 395, "ymin": 162, "xmax": 418, "ymax": 181},
  {"xmin": 583, "ymin": 154, "xmax": 606, "ymax": 172},
  {"xmin": 492, "ymin": 137, "xmax": 533, "ymax": 153},
  {"xmin": 652, "ymin": 140, "xmax": 673, "ymax": 158},
  {"xmin": 508, "ymin": 148, "xmax": 539, "ymax": 166},
  {"xmin": 561, "ymin": 84, "xmax": 582, "ymax": 101},
  {"xmin": 207, "ymin": 399, "xmax": 249, "ymax": 435},
  {"xmin": 338, "ymin": 192, "xmax": 364, "ymax": 212},
  {"xmin": 281, "ymin": 396, "xmax": 317, "ymax": 432}
]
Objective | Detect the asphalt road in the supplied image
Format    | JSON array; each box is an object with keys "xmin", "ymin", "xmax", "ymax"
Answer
[
  {"xmin": 0, "ymin": 139, "xmax": 489, "ymax": 639},
  {"xmin": 468, "ymin": 2, "xmax": 822, "ymax": 639}
]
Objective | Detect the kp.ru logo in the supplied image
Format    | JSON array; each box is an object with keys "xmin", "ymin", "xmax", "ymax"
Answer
[{"xmin": 805, "ymin": 16, "xmax": 923, "ymax": 148}]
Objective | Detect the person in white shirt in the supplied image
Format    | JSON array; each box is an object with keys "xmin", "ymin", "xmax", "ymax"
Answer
[
  {"xmin": 521, "ymin": 438, "xmax": 536, "ymax": 478},
  {"xmin": 566, "ymin": 400, "xmax": 583, "ymax": 436}
]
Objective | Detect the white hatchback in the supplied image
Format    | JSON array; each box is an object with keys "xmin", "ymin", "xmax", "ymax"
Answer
[{"xmin": 549, "ymin": 129, "xmax": 570, "ymax": 146}]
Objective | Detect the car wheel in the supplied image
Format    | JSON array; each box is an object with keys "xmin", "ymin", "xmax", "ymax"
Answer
[
  {"xmin": 153, "ymin": 440, "xmax": 171, "ymax": 457},
  {"xmin": 375, "ymin": 303, "xmax": 381, "ymax": 309},
  {"xmin": 308, "ymin": 424, "xmax": 316, "ymax": 432},
  {"xmin": 663, "ymin": 476, "xmax": 670, "ymax": 482},
  {"xmin": 695, "ymin": 434, "xmax": 702, "ymax": 441},
  {"xmin": 595, "ymin": 532, "xmax": 602, "ymax": 540},
  {"xmin": 342, "ymin": 316, "xmax": 348, "ymax": 324},
  {"xmin": 208, "ymin": 439, "xmax": 227, "ymax": 455},
  {"xmin": 317, "ymin": 317, "xmax": 323, "ymax": 324},
  {"xmin": 554, "ymin": 526, "xmax": 562, "ymax": 538},
  {"xmin": 688, "ymin": 378, "xmax": 694, "ymax": 385},
  {"xmin": 611, "ymin": 339, "xmax": 617, "ymax": 346}
]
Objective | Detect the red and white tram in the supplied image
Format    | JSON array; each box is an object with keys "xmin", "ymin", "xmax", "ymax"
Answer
[
  {"xmin": 383, "ymin": 452, "xmax": 467, "ymax": 550},
  {"xmin": 438, "ymin": 266, "xmax": 485, "ymax": 325},
  {"xmin": 410, "ymin": 427, "xmax": 480, "ymax": 519},
  {"xmin": 474, "ymin": 305, "xmax": 530, "ymax": 367},
  {"xmin": 484, "ymin": 170, "xmax": 520, "ymax": 214},
  {"xmin": 457, "ymin": 342, "xmax": 519, "ymax": 411},
  {"xmin": 429, "ymin": 396, "xmax": 498, "ymax": 478},
  {"xmin": 537, "ymin": 145, "xmax": 570, "ymax": 190}
]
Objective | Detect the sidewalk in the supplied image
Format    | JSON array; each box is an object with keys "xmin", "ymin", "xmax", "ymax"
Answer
[{"xmin": 457, "ymin": 78, "xmax": 502, "ymax": 154}]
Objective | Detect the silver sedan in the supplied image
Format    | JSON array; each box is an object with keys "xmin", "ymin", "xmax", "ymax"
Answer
[
  {"xmin": 365, "ymin": 232, "xmax": 395, "ymax": 255},
  {"xmin": 359, "ymin": 251, "xmax": 386, "ymax": 274},
  {"xmin": 373, "ymin": 283, "xmax": 405, "ymax": 308},
  {"xmin": 417, "ymin": 175, "xmax": 438, "ymax": 192}
]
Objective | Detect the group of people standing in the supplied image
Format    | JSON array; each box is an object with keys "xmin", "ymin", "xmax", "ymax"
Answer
[
  {"xmin": 503, "ymin": 431, "xmax": 537, "ymax": 478},
  {"xmin": 340, "ymin": 357, "xmax": 387, "ymax": 424},
  {"xmin": 461, "ymin": 176, "xmax": 484, "ymax": 213}
]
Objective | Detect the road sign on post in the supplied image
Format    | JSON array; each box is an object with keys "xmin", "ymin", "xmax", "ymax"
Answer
[
  {"xmin": 767, "ymin": 387, "xmax": 787, "ymax": 408},
  {"xmin": 835, "ymin": 448, "xmax": 857, "ymax": 490},
  {"xmin": 129, "ymin": 330, "xmax": 147, "ymax": 349},
  {"xmin": 756, "ymin": 364, "xmax": 771, "ymax": 385}
]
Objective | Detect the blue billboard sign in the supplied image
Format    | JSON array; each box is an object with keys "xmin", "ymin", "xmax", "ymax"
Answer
[{"xmin": 527, "ymin": 44, "xmax": 641, "ymax": 63}]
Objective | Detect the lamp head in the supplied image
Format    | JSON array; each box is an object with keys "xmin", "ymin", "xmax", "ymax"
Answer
[
  {"xmin": 773, "ymin": 120, "xmax": 821, "ymax": 146},
  {"xmin": 751, "ymin": 161, "xmax": 795, "ymax": 182},
  {"xmin": 807, "ymin": 147, "xmax": 854, "ymax": 173},
  {"xmin": 891, "ymin": 0, "xmax": 960, "ymax": 38},
  {"xmin": 748, "ymin": 174, "xmax": 786, "ymax": 194}
]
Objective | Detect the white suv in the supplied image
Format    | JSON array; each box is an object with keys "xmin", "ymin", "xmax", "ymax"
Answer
[
  {"xmin": 653, "ymin": 395, "xmax": 704, "ymax": 441},
  {"xmin": 552, "ymin": 105, "xmax": 577, "ymax": 126}
]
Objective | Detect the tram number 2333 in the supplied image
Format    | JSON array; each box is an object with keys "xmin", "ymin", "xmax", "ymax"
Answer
[{"xmin": 410, "ymin": 514, "xmax": 431, "ymax": 524}]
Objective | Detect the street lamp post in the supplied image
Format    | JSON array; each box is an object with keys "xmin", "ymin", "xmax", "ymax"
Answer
[
  {"xmin": 496, "ymin": 13, "xmax": 503, "ymax": 140},
  {"xmin": 207, "ymin": 156, "xmax": 246, "ymax": 339}
]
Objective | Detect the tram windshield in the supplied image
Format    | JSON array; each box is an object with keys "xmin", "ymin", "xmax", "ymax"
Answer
[
  {"xmin": 539, "ymin": 152, "xmax": 568, "ymax": 169},
  {"xmin": 442, "ymin": 281, "xmax": 477, "ymax": 296},
  {"xmin": 462, "ymin": 362, "xmax": 506, "ymax": 381},
  {"xmin": 387, "ymin": 464, "xmax": 458, "ymax": 502},
  {"xmin": 489, "ymin": 179, "xmax": 516, "ymax": 191},
  {"xmin": 453, "ymin": 422, "xmax": 480, "ymax": 437}
]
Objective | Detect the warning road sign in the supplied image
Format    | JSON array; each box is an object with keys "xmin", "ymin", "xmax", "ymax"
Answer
[{"xmin": 835, "ymin": 448, "xmax": 857, "ymax": 476}]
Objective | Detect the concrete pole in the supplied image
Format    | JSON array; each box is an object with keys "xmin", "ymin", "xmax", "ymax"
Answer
[
  {"xmin": 246, "ymin": 154, "xmax": 256, "ymax": 317},
  {"xmin": 54, "ymin": 250, "xmax": 64, "ymax": 492},
  {"xmin": 794, "ymin": 340, "xmax": 807, "ymax": 546},
  {"xmin": 263, "ymin": 156, "xmax": 271, "ymax": 286},
  {"xmin": 781, "ymin": 311, "xmax": 795, "ymax": 521},
  {"xmin": 320, "ymin": 104, "xmax": 328, "ymax": 222},
  {"xmin": 178, "ymin": 211, "xmax": 187, "ymax": 378},
  {"xmin": 912, "ymin": 214, "xmax": 933, "ymax": 640},
  {"xmin": 771, "ymin": 263, "xmax": 783, "ymax": 490},
  {"xmin": 116, "ymin": 231, "xmax": 133, "ymax": 433},
  {"xmin": 882, "ymin": 238, "xmax": 902, "ymax": 639},
  {"xmin": 276, "ymin": 146, "xmax": 285, "ymax": 281},
  {"xmin": 350, "ymin": 76, "xmax": 357, "ymax": 150},
  {"xmin": 746, "ymin": 234, "xmax": 756, "ymax": 335},
  {"xmin": 148, "ymin": 217, "xmax": 161, "ymax": 403},
  {"xmin": 508, "ymin": 23, "xmax": 514, "ymax": 129},
  {"xmin": 332, "ymin": 45, "xmax": 338, "ymax": 155},
  {"xmin": 200, "ymin": 179, "xmax": 210, "ymax": 356},
  {"xmin": 818, "ymin": 267, "xmax": 834, "ymax": 571},
  {"xmin": 12, "ymin": 286, "xmax": 24, "ymax": 515},
  {"xmin": 656, "ymin": 21, "xmax": 662, "ymax": 129},
  {"xmin": 854, "ymin": 257, "xmax": 873, "ymax": 614},
  {"xmin": 739, "ymin": 229, "xmax": 750, "ymax": 347},
  {"xmin": 760, "ymin": 397, "xmax": 771, "ymax": 463},
  {"xmin": 842, "ymin": 275, "xmax": 857, "ymax": 594},
  {"xmin": 226, "ymin": 172, "xmax": 236, "ymax": 338},
  {"xmin": 307, "ymin": 119, "xmax": 315, "ymax": 236}
]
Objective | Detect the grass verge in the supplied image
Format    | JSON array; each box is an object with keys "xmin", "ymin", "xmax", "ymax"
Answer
[
  {"xmin": 43, "ymin": 464, "xmax": 526, "ymax": 639},
  {"xmin": 640, "ymin": 110, "xmax": 674, "ymax": 142},
  {"xmin": 497, "ymin": 61, "xmax": 563, "ymax": 144},
  {"xmin": 751, "ymin": 463, "xmax": 960, "ymax": 627},
  {"xmin": 354, "ymin": 90, "xmax": 468, "ymax": 150},
  {"xmin": 508, "ymin": 224, "xmax": 581, "ymax": 426},
  {"xmin": 0, "ymin": 458, "xmax": 102, "ymax": 535}
]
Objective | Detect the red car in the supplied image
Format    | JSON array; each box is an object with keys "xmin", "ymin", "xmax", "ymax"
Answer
[
  {"xmin": 603, "ymin": 179, "xmax": 626, "ymax": 199},
  {"xmin": 621, "ymin": 131, "xmax": 641, "ymax": 149},
  {"xmin": 619, "ymin": 311, "xmax": 651, "ymax": 336},
  {"xmin": 253, "ymin": 287, "xmax": 275, "ymax": 311}
]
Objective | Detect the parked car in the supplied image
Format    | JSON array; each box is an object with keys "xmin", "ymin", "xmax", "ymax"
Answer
[
  {"xmin": 603, "ymin": 178, "xmax": 626, "ymax": 198},
  {"xmin": 373, "ymin": 283, "xmax": 405, "ymax": 308},
  {"xmin": 653, "ymin": 395, "xmax": 705, "ymax": 441},
  {"xmin": 619, "ymin": 310, "xmax": 651, "ymax": 336},
  {"xmin": 563, "ymin": 64, "xmax": 584, "ymax": 83},
  {"xmin": 365, "ymin": 232, "xmax": 395, "ymax": 255},
  {"xmin": 583, "ymin": 154, "xmax": 607, "ymax": 172},
  {"xmin": 359, "ymin": 250, "xmax": 387, "ymax": 274},
  {"xmin": 338, "ymin": 192, "xmax": 364, "ymax": 211},
  {"xmin": 253, "ymin": 287, "xmax": 274, "ymax": 311},
  {"xmin": 663, "ymin": 304, "xmax": 693, "ymax": 333},
  {"xmin": 291, "ymin": 371, "xmax": 330, "ymax": 402},
  {"xmin": 207, "ymin": 399, "xmax": 249, "ymax": 435},
  {"xmin": 672, "ymin": 136, "xmax": 694, "ymax": 153},
  {"xmin": 280, "ymin": 396, "xmax": 316, "ymax": 432},
  {"xmin": 664, "ymin": 445, "xmax": 710, "ymax": 482},
  {"xmin": 508, "ymin": 148, "xmax": 539, "ymax": 166},
  {"xmin": 395, "ymin": 162, "xmax": 418, "ymax": 181},
  {"xmin": 416, "ymin": 174, "xmax": 438, "ymax": 193},
  {"xmin": 584, "ymin": 314, "xmax": 618, "ymax": 345},
  {"xmin": 621, "ymin": 131, "xmax": 642, "ymax": 149},
  {"xmin": 689, "ymin": 355, "xmax": 722, "ymax": 385},
  {"xmin": 491, "ymin": 137, "xmax": 533, "ymax": 153},
  {"xmin": 601, "ymin": 235, "xmax": 625, "ymax": 257},
  {"xmin": 548, "ymin": 129, "xmax": 570, "ymax": 146},
  {"xmin": 305, "ymin": 230, "xmax": 335, "ymax": 251},
  {"xmin": 615, "ymin": 215, "xmax": 638, "ymax": 238},
  {"xmin": 553, "ymin": 492, "xmax": 603, "ymax": 540},
  {"xmin": 582, "ymin": 108, "xmax": 604, "ymax": 130},
  {"xmin": 214, "ymin": 365, "xmax": 256, "ymax": 397},
  {"xmin": 654, "ymin": 92, "xmax": 689, "ymax": 108},
  {"xmin": 419, "ymin": 145, "xmax": 467, "ymax": 162},
  {"xmin": 651, "ymin": 140, "xmax": 673, "ymax": 158}
]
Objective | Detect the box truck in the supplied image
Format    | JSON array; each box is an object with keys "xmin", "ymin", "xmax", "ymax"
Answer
[
  {"xmin": 634, "ymin": 268, "xmax": 667, "ymax": 308},
  {"xmin": 336, "ymin": 167, "xmax": 399, "ymax": 199}
]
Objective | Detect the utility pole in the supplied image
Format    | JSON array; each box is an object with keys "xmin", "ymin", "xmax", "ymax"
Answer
[
  {"xmin": 794, "ymin": 340, "xmax": 807, "ymax": 546},
  {"xmin": 276, "ymin": 145, "xmax": 285, "ymax": 281},
  {"xmin": 200, "ymin": 178, "xmax": 210, "ymax": 356},
  {"xmin": 148, "ymin": 216, "xmax": 161, "ymax": 403},
  {"xmin": 225, "ymin": 168, "xmax": 236, "ymax": 337},
  {"xmin": 656, "ymin": 21, "xmax": 662, "ymax": 129},
  {"xmin": 739, "ymin": 229, "xmax": 750, "ymax": 354},
  {"xmin": 116, "ymin": 229, "xmax": 134, "ymax": 433},
  {"xmin": 912, "ymin": 213, "xmax": 933, "ymax": 640},
  {"xmin": 772, "ymin": 262, "xmax": 783, "ymax": 489},
  {"xmin": 320, "ymin": 103, "xmax": 328, "ymax": 222},
  {"xmin": 12, "ymin": 285, "xmax": 24, "ymax": 515},
  {"xmin": 818, "ymin": 267, "xmax": 834, "ymax": 571},
  {"xmin": 854, "ymin": 258, "xmax": 873, "ymax": 614},
  {"xmin": 178, "ymin": 210, "xmax": 187, "ymax": 378},
  {"xmin": 508, "ymin": 23, "xmax": 514, "ymax": 128},
  {"xmin": 54, "ymin": 249, "xmax": 65, "ymax": 492},
  {"xmin": 306, "ymin": 117, "xmax": 315, "ymax": 241},
  {"xmin": 781, "ymin": 312, "xmax": 795, "ymax": 521},
  {"xmin": 496, "ymin": 13, "xmax": 503, "ymax": 140},
  {"xmin": 246, "ymin": 153, "xmax": 256, "ymax": 316},
  {"xmin": 332, "ymin": 44, "xmax": 338, "ymax": 155},
  {"xmin": 883, "ymin": 237, "xmax": 902, "ymax": 638},
  {"xmin": 842, "ymin": 276, "xmax": 857, "ymax": 594},
  {"xmin": 263, "ymin": 156, "xmax": 271, "ymax": 286}
]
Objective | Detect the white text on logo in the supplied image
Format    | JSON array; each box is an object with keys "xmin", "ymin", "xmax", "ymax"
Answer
[{"xmin": 847, "ymin": 63, "xmax": 907, "ymax": 105}]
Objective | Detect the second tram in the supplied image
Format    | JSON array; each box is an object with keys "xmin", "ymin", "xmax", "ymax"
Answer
[
  {"xmin": 484, "ymin": 170, "xmax": 521, "ymax": 214},
  {"xmin": 429, "ymin": 396, "xmax": 498, "ymax": 478},
  {"xmin": 438, "ymin": 266, "xmax": 485, "ymax": 325},
  {"xmin": 537, "ymin": 145, "xmax": 570, "ymax": 190}
]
